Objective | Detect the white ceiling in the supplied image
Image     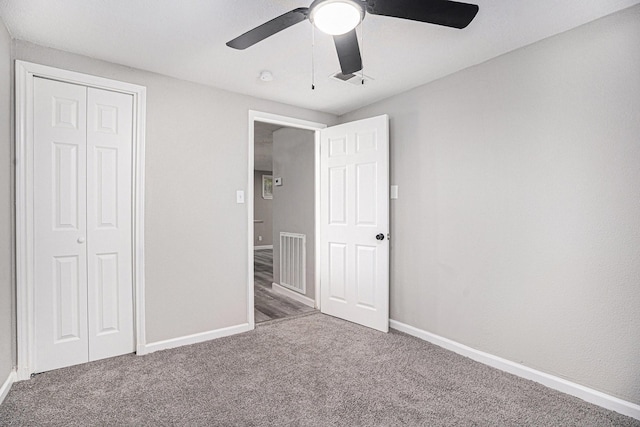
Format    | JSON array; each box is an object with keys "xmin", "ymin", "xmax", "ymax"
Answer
[{"xmin": 1, "ymin": 0, "xmax": 638, "ymax": 115}]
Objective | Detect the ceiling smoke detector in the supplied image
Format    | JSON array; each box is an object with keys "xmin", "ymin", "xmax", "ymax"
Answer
[{"xmin": 259, "ymin": 70, "xmax": 274, "ymax": 82}]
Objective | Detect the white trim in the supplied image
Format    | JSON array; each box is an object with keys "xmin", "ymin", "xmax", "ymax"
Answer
[
  {"xmin": 254, "ymin": 245, "xmax": 273, "ymax": 250},
  {"xmin": 389, "ymin": 319, "xmax": 640, "ymax": 421},
  {"xmin": 15, "ymin": 61, "xmax": 147, "ymax": 379},
  {"xmin": 140, "ymin": 323, "xmax": 252, "ymax": 355},
  {"xmin": 272, "ymin": 282, "xmax": 316, "ymax": 308},
  {"xmin": 247, "ymin": 111, "xmax": 326, "ymax": 330},
  {"xmin": 0, "ymin": 370, "xmax": 16, "ymax": 405},
  {"xmin": 314, "ymin": 130, "xmax": 321, "ymax": 308}
]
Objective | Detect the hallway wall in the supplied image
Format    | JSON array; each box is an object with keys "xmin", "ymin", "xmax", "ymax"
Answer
[
  {"xmin": 253, "ymin": 170, "xmax": 273, "ymax": 247},
  {"xmin": 272, "ymin": 128, "xmax": 316, "ymax": 301}
]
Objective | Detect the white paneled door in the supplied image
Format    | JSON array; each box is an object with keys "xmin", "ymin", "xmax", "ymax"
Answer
[
  {"xmin": 86, "ymin": 87, "xmax": 135, "ymax": 361},
  {"xmin": 320, "ymin": 115, "xmax": 389, "ymax": 332},
  {"xmin": 34, "ymin": 77, "xmax": 134, "ymax": 373},
  {"xmin": 34, "ymin": 78, "xmax": 89, "ymax": 372}
]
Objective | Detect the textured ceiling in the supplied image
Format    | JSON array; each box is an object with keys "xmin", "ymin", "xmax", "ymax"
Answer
[{"xmin": 1, "ymin": 0, "xmax": 638, "ymax": 115}]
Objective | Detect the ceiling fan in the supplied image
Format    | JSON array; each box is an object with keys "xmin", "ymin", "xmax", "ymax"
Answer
[{"xmin": 226, "ymin": 0, "xmax": 479, "ymax": 75}]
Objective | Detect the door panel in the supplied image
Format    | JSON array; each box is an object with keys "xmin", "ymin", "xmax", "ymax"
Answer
[
  {"xmin": 53, "ymin": 143, "xmax": 80, "ymax": 229},
  {"xmin": 355, "ymin": 245, "xmax": 377, "ymax": 309},
  {"xmin": 95, "ymin": 147, "xmax": 119, "ymax": 228},
  {"xmin": 320, "ymin": 115, "xmax": 389, "ymax": 332},
  {"xmin": 52, "ymin": 255, "xmax": 82, "ymax": 342},
  {"xmin": 329, "ymin": 243, "xmax": 348, "ymax": 301},
  {"xmin": 329, "ymin": 167, "xmax": 347, "ymax": 224},
  {"xmin": 356, "ymin": 163, "xmax": 377, "ymax": 225},
  {"xmin": 95, "ymin": 253, "xmax": 120, "ymax": 334},
  {"xmin": 86, "ymin": 87, "xmax": 135, "ymax": 361},
  {"xmin": 34, "ymin": 77, "xmax": 89, "ymax": 372}
]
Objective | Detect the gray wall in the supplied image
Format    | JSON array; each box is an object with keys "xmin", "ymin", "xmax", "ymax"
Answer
[
  {"xmin": 0, "ymin": 17, "xmax": 13, "ymax": 381},
  {"xmin": 253, "ymin": 170, "xmax": 273, "ymax": 247},
  {"xmin": 340, "ymin": 5, "xmax": 640, "ymax": 404},
  {"xmin": 272, "ymin": 128, "xmax": 315, "ymax": 301},
  {"xmin": 12, "ymin": 40, "xmax": 337, "ymax": 344}
]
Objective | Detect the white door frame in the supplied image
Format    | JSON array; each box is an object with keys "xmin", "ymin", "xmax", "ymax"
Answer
[
  {"xmin": 247, "ymin": 111, "xmax": 326, "ymax": 328},
  {"xmin": 15, "ymin": 61, "xmax": 147, "ymax": 380}
]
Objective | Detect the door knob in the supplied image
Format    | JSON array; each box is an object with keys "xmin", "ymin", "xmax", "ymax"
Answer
[
  {"xmin": 77, "ymin": 237, "xmax": 86, "ymax": 244},
  {"xmin": 376, "ymin": 233, "xmax": 385, "ymax": 241}
]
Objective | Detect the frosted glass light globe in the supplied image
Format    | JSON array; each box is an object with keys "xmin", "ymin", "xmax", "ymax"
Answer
[{"xmin": 310, "ymin": 1, "xmax": 362, "ymax": 36}]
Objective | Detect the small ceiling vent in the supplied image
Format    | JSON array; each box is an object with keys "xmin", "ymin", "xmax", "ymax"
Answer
[{"xmin": 330, "ymin": 72, "xmax": 373, "ymax": 86}]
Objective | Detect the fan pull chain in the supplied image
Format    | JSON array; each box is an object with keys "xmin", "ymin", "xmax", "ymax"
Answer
[
  {"xmin": 360, "ymin": 19, "xmax": 365, "ymax": 85},
  {"xmin": 311, "ymin": 24, "xmax": 316, "ymax": 90}
]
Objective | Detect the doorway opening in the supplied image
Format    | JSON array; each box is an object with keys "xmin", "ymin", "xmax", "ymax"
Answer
[
  {"xmin": 247, "ymin": 112, "xmax": 326, "ymax": 327},
  {"xmin": 254, "ymin": 123, "xmax": 318, "ymax": 322}
]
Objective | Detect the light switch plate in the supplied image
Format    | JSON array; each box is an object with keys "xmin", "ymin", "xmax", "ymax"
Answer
[
  {"xmin": 236, "ymin": 190, "xmax": 245, "ymax": 204},
  {"xmin": 390, "ymin": 185, "xmax": 398, "ymax": 199}
]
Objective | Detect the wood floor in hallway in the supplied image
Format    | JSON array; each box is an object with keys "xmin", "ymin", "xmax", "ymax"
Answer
[{"xmin": 254, "ymin": 248, "xmax": 315, "ymax": 323}]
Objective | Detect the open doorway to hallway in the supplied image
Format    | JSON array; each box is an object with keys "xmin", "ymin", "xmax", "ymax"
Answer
[{"xmin": 253, "ymin": 122, "xmax": 316, "ymax": 323}]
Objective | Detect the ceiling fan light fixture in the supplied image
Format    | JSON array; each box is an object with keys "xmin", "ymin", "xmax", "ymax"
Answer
[{"xmin": 309, "ymin": 0, "xmax": 363, "ymax": 36}]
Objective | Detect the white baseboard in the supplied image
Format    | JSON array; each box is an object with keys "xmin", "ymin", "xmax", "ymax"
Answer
[
  {"xmin": 254, "ymin": 245, "xmax": 273, "ymax": 250},
  {"xmin": 272, "ymin": 282, "xmax": 315, "ymax": 308},
  {"xmin": 389, "ymin": 320, "xmax": 640, "ymax": 421},
  {"xmin": 0, "ymin": 370, "xmax": 16, "ymax": 405},
  {"xmin": 139, "ymin": 323, "xmax": 252, "ymax": 355}
]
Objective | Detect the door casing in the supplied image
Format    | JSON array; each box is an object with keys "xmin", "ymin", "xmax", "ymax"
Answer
[
  {"xmin": 247, "ymin": 111, "xmax": 326, "ymax": 328},
  {"xmin": 15, "ymin": 61, "xmax": 147, "ymax": 380}
]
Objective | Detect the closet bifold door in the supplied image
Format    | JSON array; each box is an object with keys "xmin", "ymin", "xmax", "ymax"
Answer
[
  {"xmin": 34, "ymin": 77, "xmax": 90, "ymax": 372},
  {"xmin": 86, "ymin": 87, "xmax": 135, "ymax": 361},
  {"xmin": 33, "ymin": 78, "xmax": 135, "ymax": 373}
]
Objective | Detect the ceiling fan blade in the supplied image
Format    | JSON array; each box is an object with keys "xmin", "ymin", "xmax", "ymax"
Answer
[
  {"xmin": 365, "ymin": 0, "xmax": 479, "ymax": 29},
  {"xmin": 226, "ymin": 8, "xmax": 309, "ymax": 49},
  {"xmin": 333, "ymin": 30, "xmax": 363, "ymax": 75}
]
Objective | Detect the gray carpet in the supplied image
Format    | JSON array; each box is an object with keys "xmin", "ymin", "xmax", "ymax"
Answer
[{"xmin": 1, "ymin": 313, "xmax": 638, "ymax": 426}]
